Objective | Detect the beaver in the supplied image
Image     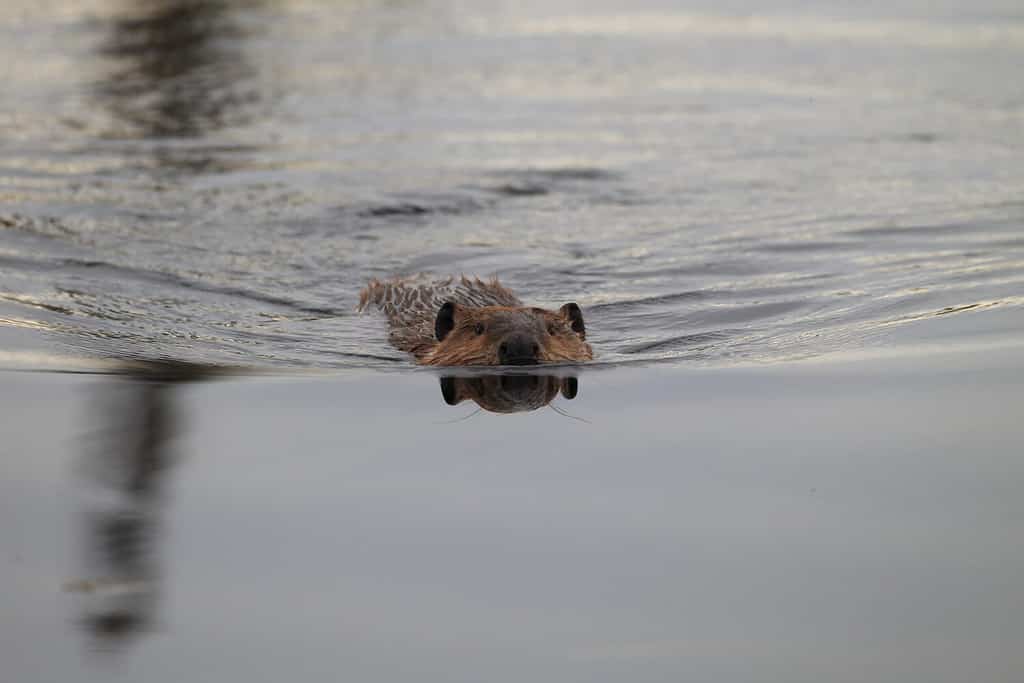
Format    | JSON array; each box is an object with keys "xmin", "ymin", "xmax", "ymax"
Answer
[{"xmin": 358, "ymin": 275, "xmax": 592, "ymax": 365}]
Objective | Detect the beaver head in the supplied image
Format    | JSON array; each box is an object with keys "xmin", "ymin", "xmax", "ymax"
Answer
[{"xmin": 424, "ymin": 302, "xmax": 592, "ymax": 366}]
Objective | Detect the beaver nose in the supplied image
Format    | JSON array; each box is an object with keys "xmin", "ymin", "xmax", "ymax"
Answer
[{"xmin": 498, "ymin": 335, "xmax": 540, "ymax": 365}]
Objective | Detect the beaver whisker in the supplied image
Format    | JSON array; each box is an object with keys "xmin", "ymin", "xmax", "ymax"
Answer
[
  {"xmin": 548, "ymin": 403, "xmax": 591, "ymax": 424},
  {"xmin": 434, "ymin": 407, "xmax": 483, "ymax": 424}
]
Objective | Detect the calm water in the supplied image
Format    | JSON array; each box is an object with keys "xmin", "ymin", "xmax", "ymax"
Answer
[
  {"xmin": 2, "ymin": 0, "xmax": 1022, "ymax": 369},
  {"xmin": 3, "ymin": 347, "xmax": 1024, "ymax": 683}
]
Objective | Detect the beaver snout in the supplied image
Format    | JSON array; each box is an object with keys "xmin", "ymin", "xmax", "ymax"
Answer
[{"xmin": 498, "ymin": 334, "xmax": 540, "ymax": 365}]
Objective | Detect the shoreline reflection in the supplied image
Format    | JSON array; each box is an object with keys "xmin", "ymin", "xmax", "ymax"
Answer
[
  {"xmin": 68, "ymin": 361, "xmax": 578, "ymax": 653},
  {"xmin": 97, "ymin": 0, "xmax": 259, "ymax": 140},
  {"xmin": 71, "ymin": 361, "xmax": 213, "ymax": 651}
]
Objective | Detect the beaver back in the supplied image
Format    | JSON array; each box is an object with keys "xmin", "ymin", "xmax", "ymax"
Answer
[{"xmin": 358, "ymin": 275, "xmax": 522, "ymax": 359}]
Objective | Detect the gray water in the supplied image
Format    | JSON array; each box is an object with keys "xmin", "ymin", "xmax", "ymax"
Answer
[
  {"xmin": 2, "ymin": 0, "xmax": 1023, "ymax": 369},
  {"xmin": 4, "ymin": 347, "xmax": 1024, "ymax": 683}
]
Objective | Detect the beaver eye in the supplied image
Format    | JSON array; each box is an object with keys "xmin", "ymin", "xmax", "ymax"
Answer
[{"xmin": 474, "ymin": 323, "xmax": 485, "ymax": 335}]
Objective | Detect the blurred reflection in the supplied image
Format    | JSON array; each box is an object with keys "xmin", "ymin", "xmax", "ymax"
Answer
[
  {"xmin": 67, "ymin": 362, "xmax": 573, "ymax": 651},
  {"xmin": 69, "ymin": 361, "xmax": 213, "ymax": 651},
  {"xmin": 96, "ymin": 0, "xmax": 262, "ymax": 148},
  {"xmin": 439, "ymin": 374, "xmax": 579, "ymax": 413}
]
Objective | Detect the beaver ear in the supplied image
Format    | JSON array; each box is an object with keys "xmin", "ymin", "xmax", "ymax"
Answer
[
  {"xmin": 559, "ymin": 302, "xmax": 586, "ymax": 339},
  {"xmin": 560, "ymin": 376, "xmax": 578, "ymax": 400},
  {"xmin": 435, "ymin": 301, "xmax": 458, "ymax": 341},
  {"xmin": 439, "ymin": 376, "xmax": 461, "ymax": 405}
]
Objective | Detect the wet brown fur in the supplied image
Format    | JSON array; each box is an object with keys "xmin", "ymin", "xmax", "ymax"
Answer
[{"xmin": 358, "ymin": 275, "xmax": 593, "ymax": 366}]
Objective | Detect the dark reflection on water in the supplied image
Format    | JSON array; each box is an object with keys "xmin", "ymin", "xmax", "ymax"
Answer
[
  {"xmin": 70, "ymin": 361, "xmax": 214, "ymax": 651},
  {"xmin": 439, "ymin": 373, "xmax": 579, "ymax": 413},
  {"xmin": 96, "ymin": 0, "xmax": 261, "ymax": 144},
  {"xmin": 67, "ymin": 359, "xmax": 574, "ymax": 652}
]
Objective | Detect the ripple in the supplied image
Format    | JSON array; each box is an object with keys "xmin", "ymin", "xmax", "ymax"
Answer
[
  {"xmin": 621, "ymin": 331, "xmax": 731, "ymax": 354},
  {"xmin": 845, "ymin": 222, "xmax": 973, "ymax": 238},
  {"xmin": 494, "ymin": 167, "xmax": 621, "ymax": 183},
  {"xmin": 355, "ymin": 196, "xmax": 489, "ymax": 219},
  {"xmin": 0, "ymin": 213, "xmax": 77, "ymax": 239},
  {"xmin": 590, "ymin": 290, "xmax": 710, "ymax": 311}
]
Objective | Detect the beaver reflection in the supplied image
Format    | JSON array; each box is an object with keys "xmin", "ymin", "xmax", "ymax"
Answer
[
  {"xmin": 71, "ymin": 361, "xmax": 213, "ymax": 651},
  {"xmin": 439, "ymin": 374, "xmax": 579, "ymax": 414}
]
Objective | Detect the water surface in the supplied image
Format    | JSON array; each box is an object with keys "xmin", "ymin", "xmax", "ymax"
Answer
[
  {"xmin": 2, "ymin": 0, "xmax": 1022, "ymax": 369},
  {"xmin": 3, "ymin": 345, "xmax": 1024, "ymax": 683}
]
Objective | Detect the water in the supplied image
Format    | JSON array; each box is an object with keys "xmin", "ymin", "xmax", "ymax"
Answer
[
  {"xmin": 4, "ymin": 348, "xmax": 1024, "ymax": 683},
  {"xmin": 2, "ymin": 0, "xmax": 1022, "ymax": 370}
]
